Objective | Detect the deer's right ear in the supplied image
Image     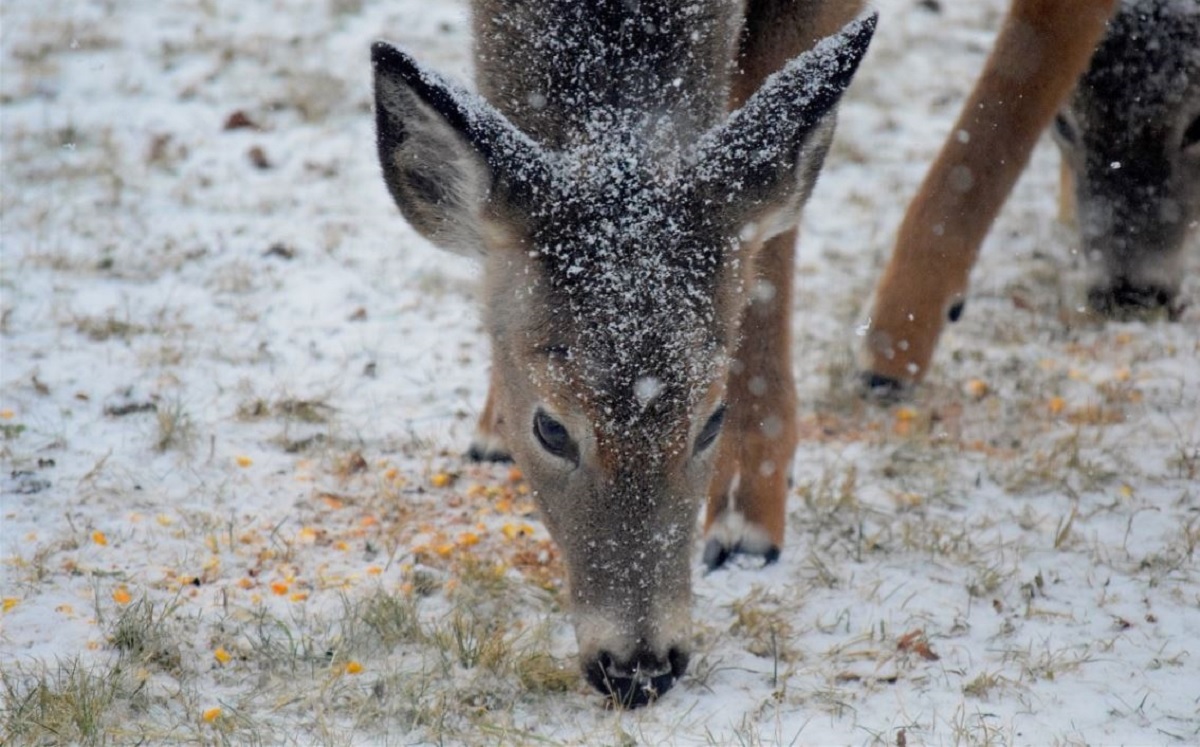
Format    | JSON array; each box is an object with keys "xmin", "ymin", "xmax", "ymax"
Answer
[{"xmin": 372, "ymin": 42, "xmax": 549, "ymax": 257}]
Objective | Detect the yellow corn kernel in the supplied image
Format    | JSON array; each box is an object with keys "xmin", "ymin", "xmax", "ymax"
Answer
[
  {"xmin": 965, "ymin": 379, "xmax": 989, "ymax": 399},
  {"xmin": 214, "ymin": 647, "xmax": 232, "ymax": 665}
]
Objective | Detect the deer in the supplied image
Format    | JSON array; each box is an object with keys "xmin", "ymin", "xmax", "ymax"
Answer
[
  {"xmin": 372, "ymin": 0, "xmax": 876, "ymax": 706},
  {"xmin": 862, "ymin": 0, "xmax": 1199, "ymax": 394}
]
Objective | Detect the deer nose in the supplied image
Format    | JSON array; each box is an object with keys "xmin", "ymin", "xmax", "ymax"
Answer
[
  {"xmin": 1087, "ymin": 280, "xmax": 1180, "ymax": 319},
  {"xmin": 582, "ymin": 644, "xmax": 689, "ymax": 707}
]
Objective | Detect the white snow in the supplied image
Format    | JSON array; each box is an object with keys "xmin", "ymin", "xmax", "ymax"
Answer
[{"xmin": 2, "ymin": 0, "xmax": 1198, "ymax": 744}]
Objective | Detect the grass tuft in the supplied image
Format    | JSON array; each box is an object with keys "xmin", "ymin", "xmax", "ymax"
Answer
[{"xmin": 1, "ymin": 658, "xmax": 138, "ymax": 746}]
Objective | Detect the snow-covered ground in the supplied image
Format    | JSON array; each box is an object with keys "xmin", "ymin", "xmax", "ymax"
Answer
[{"xmin": 2, "ymin": 0, "xmax": 1197, "ymax": 744}]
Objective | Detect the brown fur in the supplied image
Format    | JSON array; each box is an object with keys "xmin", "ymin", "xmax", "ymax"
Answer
[{"xmin": 704, "ymin": 0, "xmax": 865, "ymax": 553}]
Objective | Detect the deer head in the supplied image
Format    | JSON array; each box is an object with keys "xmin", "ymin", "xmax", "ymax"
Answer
[
  {"xmin": 372, "ymin": 12, "xmax": 875, "ymax": 705},
  {"xmin": 1054, "ymin": 0, "xmax": 1199, "ymax": 318}
]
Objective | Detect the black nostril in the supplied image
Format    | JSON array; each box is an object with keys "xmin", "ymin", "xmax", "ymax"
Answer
[{"xmin": 583, "ymin": 646, "xmax": 688, "ymax": 708}]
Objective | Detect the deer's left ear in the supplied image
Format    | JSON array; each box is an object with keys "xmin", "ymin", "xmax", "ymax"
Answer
[
  {"xmin": 690, "ymin": 12, "xmax": 876, "ymax": 238},
  {"xmin": 372, "ymin": 42, "xmax": 552, "ymax": 257}
]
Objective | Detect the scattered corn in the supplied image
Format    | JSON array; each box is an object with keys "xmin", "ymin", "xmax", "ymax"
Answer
[
  {"xmin": 2, "ymin": 598, "xmax": 18, "ymax": 613},
  {"xmin": 345, "ymin": 661, "xmax": 364, "ymax": 675},
  {"xmin": 112, "ymin": 586, "xmax": 132, "ymax": 605},
  {"xmin": 270, "ymin": 582, "xmax": 289, "ymax": 595},
  {"xmin": 430, "ymin": 472, "xmax": 453, "ymax": 489},
  {"xmin": 502, "ymin": 522, "xmax": 535, "ymax": 540},
  {"xmin": 235, "ymin": 455, "xmax": 253, "ymax": 468},
  {"xmin": 457, "ymin": 531, "xmax": 480, "ymax": 548},
  {"xmin": 202, "ymin": 707, "xmax": 222, "ymax": 723},
  {"xmin": 965, "ymin": 378, "xmax": 989, "ymax": 400},
  {"xmin": 214, "ymin": 647, "xmax": 232, "ymax": 665},
  {"xmin": 92, "ymin": 530, "xmax": 108, "ymax": 546},
  {"xmin": 1048, "ymin": 396, "xmax": 1066, "ymax": 416}
]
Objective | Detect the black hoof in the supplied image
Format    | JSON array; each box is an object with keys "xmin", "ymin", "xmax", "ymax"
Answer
[
  {"xmin": 947, "ymin": 299, "xmax": 966, "ymax": 322},
  {"xmin": 860, "ymin": 372, "xmax": 909, "ymax": 404},
  {"xmin": 703, "ymin": 538, "xmax": 781, "ymax": 572},
  {"xmin": 465, "ymin": 443, "xmax": 513, "ymax": 463}
]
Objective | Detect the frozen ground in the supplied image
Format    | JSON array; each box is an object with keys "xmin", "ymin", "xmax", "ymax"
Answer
[{"xmin": 2, "ymin": 0, "xmax": 1198, "ymax": 744}]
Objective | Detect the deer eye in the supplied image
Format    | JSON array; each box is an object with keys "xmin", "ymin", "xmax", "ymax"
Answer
[
  {"xmin": 1183, "ymin": 114, "xmax": 1200, "ymax": 151},
  {"xmin": 1053, "ymin": 113, "xmax": 1077, "ymax": 145},
  {"xmin": 533, "ymin": 409, "xmax": 578, "ymax": 464},
  {"xmin": 693, "ymin": 404, "xmax": 726, "ymax": 456}
]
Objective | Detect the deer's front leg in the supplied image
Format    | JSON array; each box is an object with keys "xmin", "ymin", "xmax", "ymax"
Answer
[
  {"xmin": 704, "ymin": 230, "xmax": 799, "ymax": 569},
  {"xmin": 467, "ymin": 362, "xmax": 512, "ymax": 463}
]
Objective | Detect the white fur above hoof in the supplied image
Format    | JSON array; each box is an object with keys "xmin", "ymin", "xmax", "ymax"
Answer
[{"xmin": 703, "ymin": 510, "xmax": 778, "ymax": 570}]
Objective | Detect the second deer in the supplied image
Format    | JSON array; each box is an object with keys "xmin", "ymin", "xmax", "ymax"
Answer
[{"xmin": 863, "ymin": 0, "xmax": 1198, "ymax": 392}]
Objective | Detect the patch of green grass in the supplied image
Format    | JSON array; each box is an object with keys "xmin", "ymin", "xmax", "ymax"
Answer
[
  {"xmin": 109, "ymin": 595, "xmax": 185, "ymax": 674},
  {"xmin": 1, "ymin": 658, "xmax": 139, "ymax": 746},
  {"xmin": 74, "ymin": 312, "xmax": 146, "ymax": 342},
  {"xmin": 154, "ymin": 398, "xmax": 195, "ymax": 453}
]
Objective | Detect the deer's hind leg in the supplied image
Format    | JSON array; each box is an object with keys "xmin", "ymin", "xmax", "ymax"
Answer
[
  {"xmin": 704, "ymin": 231, "xmax": 799, "ymax": 568},
  {"xmin": 702, "ymin": 0, "xmax": 866, "ymax": 568}
]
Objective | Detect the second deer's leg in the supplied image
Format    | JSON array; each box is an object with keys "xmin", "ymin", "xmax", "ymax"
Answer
[
  {"xmin": 862, "ymin": 0, "xmax": 1117, "ymax": 393},
  {"xmin": 703, "ymin": 230, "xmax": 800, "ymax": 568}
]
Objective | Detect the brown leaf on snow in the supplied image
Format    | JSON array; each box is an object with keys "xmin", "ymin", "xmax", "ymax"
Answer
[
  {"xmin": 224, "ymin": 110, "xmax": 260, "ymax": 130},
  {"xmin": 247, "ymin": 145, "xmax": 271, "ymax": 169},
  {"xmin": 896, "ymin": 629, "xmax": 940, "ymax": 661}
]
